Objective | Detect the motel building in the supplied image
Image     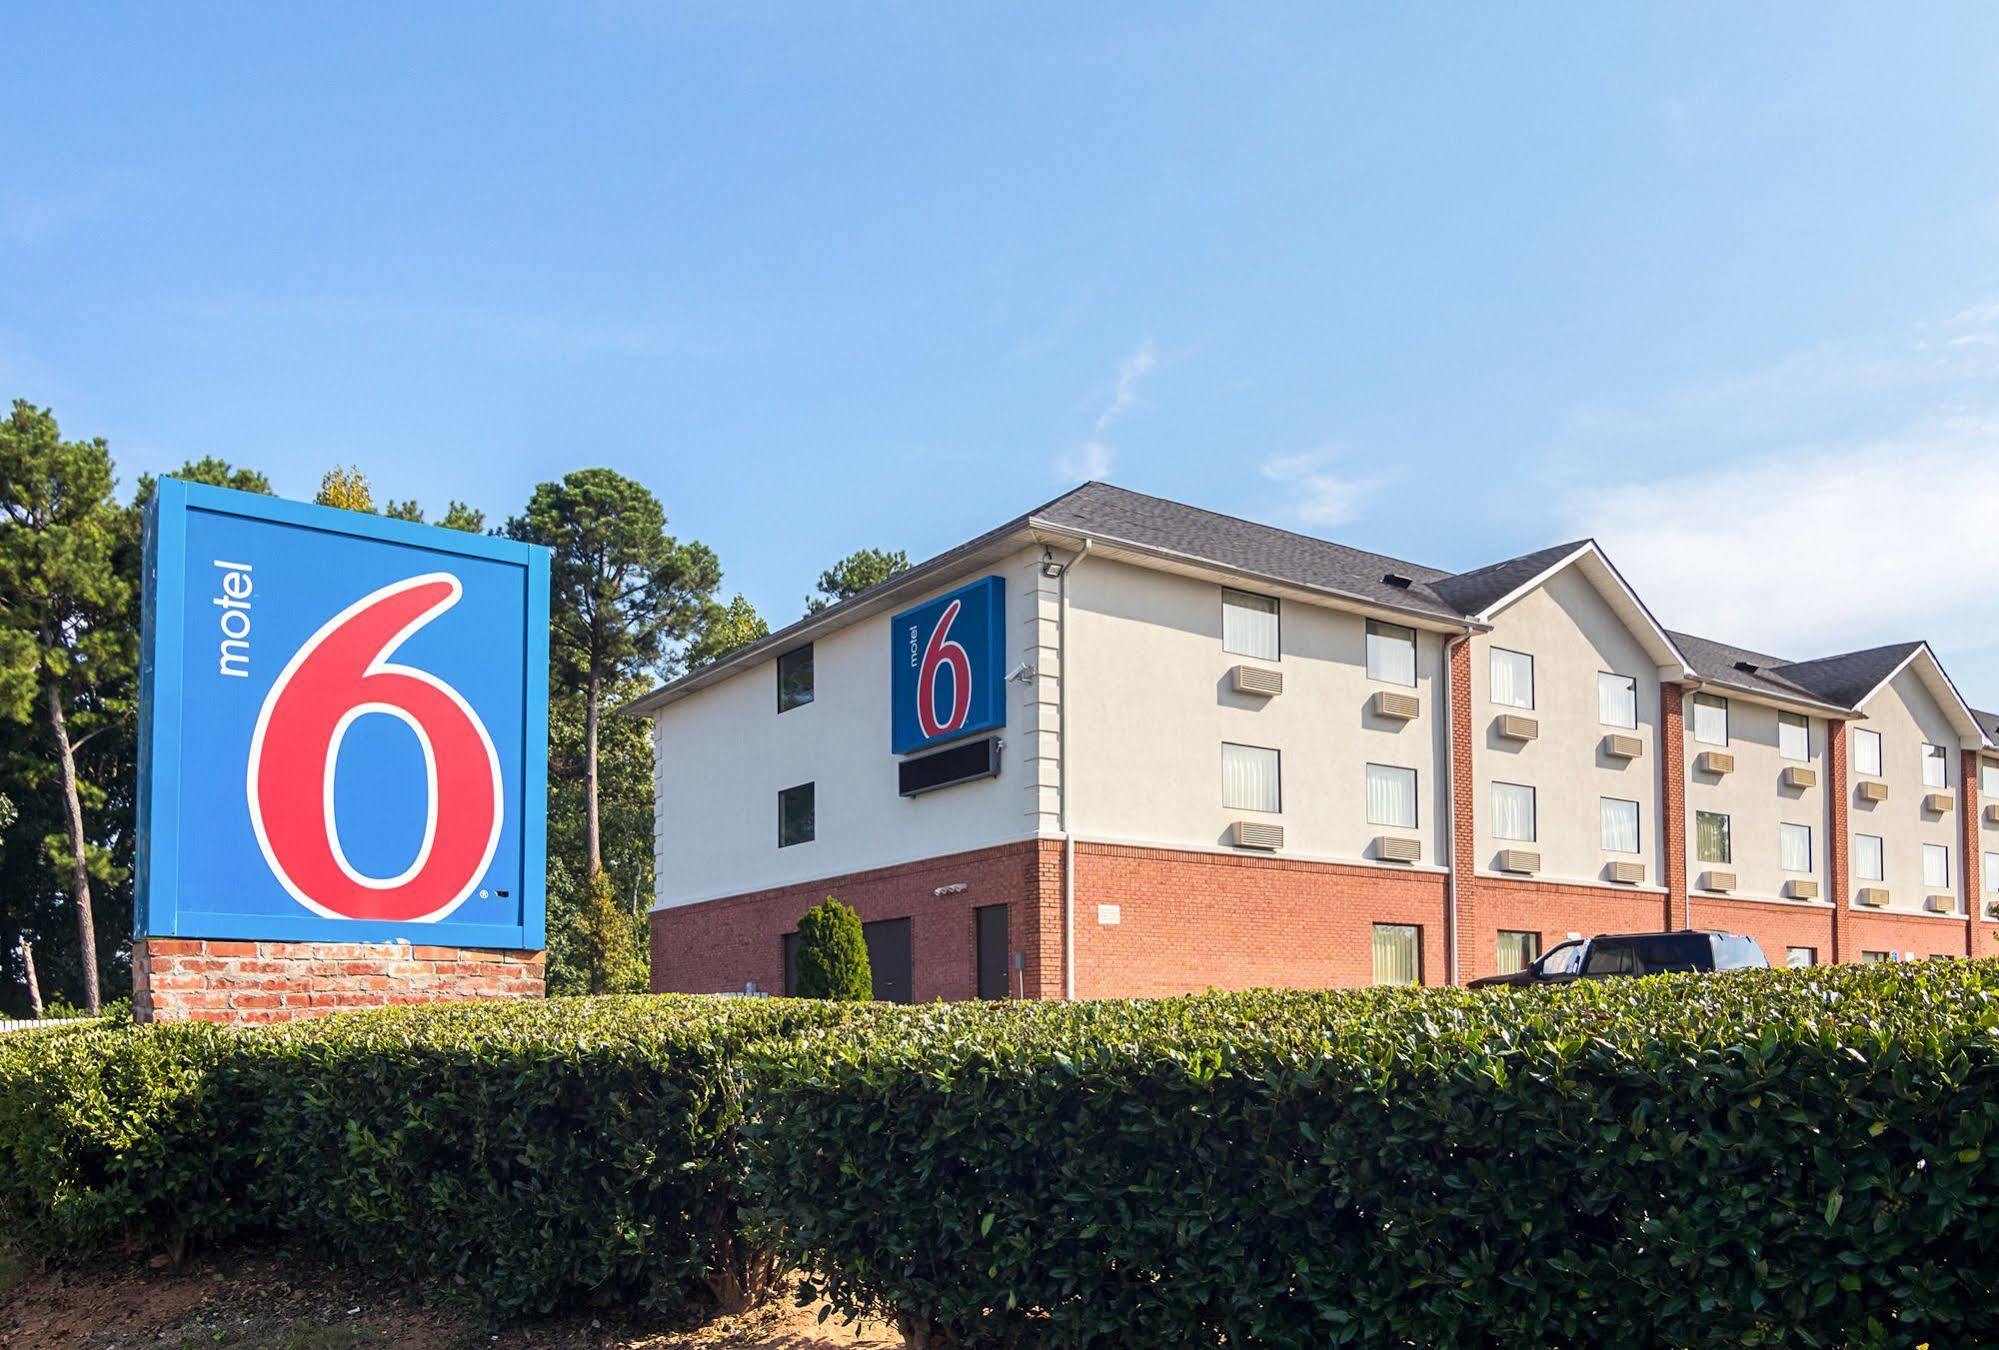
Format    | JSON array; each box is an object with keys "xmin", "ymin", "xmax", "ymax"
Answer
[{"xmin": 629, "ymin": 483, "xmax": 1999, "ymax": 1001}]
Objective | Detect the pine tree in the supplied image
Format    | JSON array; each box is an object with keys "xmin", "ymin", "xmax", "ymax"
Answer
[{"xmin": 794, "ymin": 898, "xmax": 872, "ymax": 1000}]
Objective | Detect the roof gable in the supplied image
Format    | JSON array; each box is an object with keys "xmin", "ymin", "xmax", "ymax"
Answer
[{"xmin": 1432, "ymin": 539, "xmax": 1693, "ymax": 676}]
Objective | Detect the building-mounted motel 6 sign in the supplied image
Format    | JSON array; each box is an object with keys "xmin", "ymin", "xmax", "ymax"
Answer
[
  {"xmin": 889, "ymin": 575, "xmax": 1007, "ymax": 795},
  {"xmin": 137, "ymin": 481, "xmax": 549, "ymax": 949}
]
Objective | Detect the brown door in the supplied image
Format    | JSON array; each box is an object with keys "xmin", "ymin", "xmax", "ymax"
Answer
[{"xmin": 862, "ymin": 917, "xmax": 913, "ymax": 1003}]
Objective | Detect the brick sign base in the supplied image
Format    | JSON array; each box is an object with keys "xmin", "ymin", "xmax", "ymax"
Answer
[{"xmin": 134, "ymin": 937, "xmax": 545, "ymax": 1025}]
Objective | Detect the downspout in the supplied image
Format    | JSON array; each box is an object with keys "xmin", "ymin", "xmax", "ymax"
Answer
[
  {"xmin": 1443, "ymin": 625, "xmax": 1473, "ymax": 987},
  {"xmin": 1682, "ymin": 676, "xmax": 1705, "ymax": 930},
  {"xmin": 1050, "ymin": 540, "xmax": 1091, "ymax": 1000}
]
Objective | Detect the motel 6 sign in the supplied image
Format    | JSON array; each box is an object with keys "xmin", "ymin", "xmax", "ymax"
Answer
[
  {"xmin": 137, "ymin": 481, "xmax": 549, "ymax": 948},
  {"xmin": 890, "ymin": 575, "xmax": 1006, "ymax": 756}
]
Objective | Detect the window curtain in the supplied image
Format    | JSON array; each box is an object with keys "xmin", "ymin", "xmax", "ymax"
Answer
[
  {"xmin": 1779, "ymin": 714, "xmax": 1809, "ymax": 761},
  {"xmin": 1600, "ymin": 798, "xmax": 1639, "ymax": 853},
  {"xmin": 1855, "ymin": 730, "xmax": 1883, "ymax": 777},
  {"xmin": 1372, "ymin": 925, "xmax": 1420, "ymax": 986},
  {"xmin": 1492, "ymin": 783, "xmax": 1536, "ymax": 841},
  {"xmin": 1924, "ymin": 844, "xmax": 1950, "ymax": 889},
  {"xmin": 1856, "ymin": 834, "xmax": 1884, "ymax": 882},
  {"xmin": 1366, "ymin": 621, "xmax": 1415, "ymax": 686},
  {"xmin": 1985, "ymin": 851, "xmax": 1999, "ymax": 894},
  {"xmin": 1491, "ymin": 649, "xmax": 1533, "ymax": 709},
  {"xmin": 1984, "ymin": 764, "xmax": 1999, "ymax": 797},
  {"xmin": 1222, "ymin": 590, "xmax": 1279, "ymax": 661},
  {"xmin": 1696, "ymin": 811, "xmax": 1731, "ymax": 865},
  {"xmin": 1780, "ymin": 823, "xmax": 1812, "ymax": 873},
  {"xmin": 1598, "ymin": 673, "xmax": 1636, "ymax": 728},
  {"xmin": 1222, "ymin": 743, "xmax": 1280, "ymax": 812},
  {"xmin": 1693, "ymin": 695, "xmax": 1728, "ymax": 745},
  {"xmin": 1495, "ymin": 931, "xmax": 1539, "ymax": 976},
  {"xmin": 1366, "ymin": 764, "xmax": 1417, "ymax": 828},
  {"xmin": 1922, "ymin": 745, "xmax": 1948, "ymax": 789}
]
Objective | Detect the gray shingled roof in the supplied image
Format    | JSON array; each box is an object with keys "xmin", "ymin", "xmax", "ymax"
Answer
[
  {"xmin": 1032, "ymin": 483, "xmax": 1466, "ymax": 620},
  {"xmin": 1768, "ymin": 642, "xmax": 1925, "ymax": 710},
  {"xmin": 1428, "ymin": 541, "xmax": 1590, "ymax": 617},
  {"xmin": 1667, "ymin": 630, "xmax": 1844, "ymax": 709}
]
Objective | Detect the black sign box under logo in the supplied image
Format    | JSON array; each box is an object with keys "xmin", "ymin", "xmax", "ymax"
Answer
[{"xmin": 899, "ymin": 735, "xmax": 1001, "ymax": 797}]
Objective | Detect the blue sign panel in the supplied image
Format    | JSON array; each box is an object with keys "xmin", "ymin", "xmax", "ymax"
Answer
[
  {"xmin": 137, "ymin": 481, "xmax": 549, "ymax": 948},
  {"xmin": 890, "ymin": 575, "xmax": 1007, "ymax": 755}
]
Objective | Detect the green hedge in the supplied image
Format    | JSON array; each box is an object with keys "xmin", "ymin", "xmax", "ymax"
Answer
[
  {"xmin": 742, "ymin": 963, "xmax": 1999, "ymax": 1347},
  {"xmin": 0, "ymin": 995, "xmax": 871, "ymax": 1316}
]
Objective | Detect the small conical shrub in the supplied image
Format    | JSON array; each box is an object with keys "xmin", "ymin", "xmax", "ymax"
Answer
[{"xmin": 794, "ymin": 897, "xmax": 872, "ymax": 1000}]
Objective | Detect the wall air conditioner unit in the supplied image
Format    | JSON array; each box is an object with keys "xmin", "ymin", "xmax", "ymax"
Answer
[
  {"xmin": 1696, "ymin": 751, "xmax": 1734, "ymax": 776},
  {"xmin": 1371, "ymin": 690, "xmax": 1420, "ymax": 722},
  {"xmin": 1495, "ymin": 849, "xmax": 1540, "ymax": 875},
  {"xmin": 1603, "ymin": 734, "xmax": 1644, "ymax": 761},
  {"xmin": 1231, "ymin": 665, "xmax": 1284, "ymax": 698},
  {"xmin": 1603, "ymin": 860, "xmax": 1645, "ymax": 885},
  {"xmin": 1923, "ymin": 792, "xmax": 1954, "ymax": 815},
  {"xmin": 1855, "ymin": 887, "xmax": 1890, "ymax": 907},
  {"xmin": 1701, "ymin": 870, "xmax": 1737, "ymax": 893},
  {"xmin": 1783, "ymin": 879, "xmax": 1820, "ymax": 901},
  {"xmin": 1230, "ymin": 820, "xmax": 1284, "ymax": 851},
  {"xmin": 1495, "ymin": 714, "xmax": 1539, "ymax": 742},
  {"xmin": 1782, "ymin": 766, "xmax": 1816, "ymax": 790},
  {"xmin": 1924, "ymin": 894, "xmax": 1956, "ymax": 914},
  {"xmin": 1856, "ymin": 780, "xmax": 1888, "ymax": 804},
  {"xmin": 1375, "ymin": 835, "xmax": 1422, "ymax": 863}
]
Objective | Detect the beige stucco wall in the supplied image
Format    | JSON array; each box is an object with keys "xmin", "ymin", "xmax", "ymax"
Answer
[
  {"xmin": 1681, "ymin": 693, "xmax": 1830, "ymax": 905},
  {"xmin": 1470, "ymin": 567, "xmax": 1662, "ymax": 890},
  {"xmin": 1847, "ymin": 667, "xmax": 1964, "ymax": 915},
  {"xmin": 650, "ymin": 547, "xmax": 1050, "ymax": 908},
  {"xmin": 1983, "ymin": 753, "xmax": 1999, "ymax": 907},
  {"xmin": 1064, "ymin": 557, "xmax": 1450, "ymax": 867}
]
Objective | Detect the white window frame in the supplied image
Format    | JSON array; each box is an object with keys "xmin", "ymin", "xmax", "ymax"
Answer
[
  {"xmin": 1371, "ymin": 923, "xmax": 1422, "ymax": 987},
  {"xmin": 1779, "ymin": 822, "xmax": 1813, "ymax": 874},
  {"xmin": 1855, "ymin": 833, "xmax": 1885, "ymax": 882},
  {"xmin": 1854, "ymin": 727, "xmax": 1883, "ymax": 778},
  {"xmin": 1222, "ymin": 742, "xmax": 1282, "ymax": 814},
  {"xmin": 1923, "ymin": 842, "xmax": 1951, "ymax": 891},
  {"xmin": 1599, "ymin": 797, "xmax": 1640, "ymax": 854},
  {"xmin": 1692, "ymin": 693, "xmax": 1729, "ymax": 747},
  {"xmin": 1921, "ymin": 743, "xmax": 1949, "ymax": 790},
  {"xmin": 1985, "ymin": 850, "xmax": 1999, "ymax": 895},
  {"xmin": 1778, "ymin": 712, "xmax": 1810, "ymax": 762},
  {"xmin": 1365, "ymin": 619, "xmax": 1416, "ymax": 687},
  {"xmin": 1365, "ymin": 762, "xmax": 1419, "ymax": 830},
  {"xmin": 1785, "ymin": 947, "xmax": 1815, "ymax": 969},
  {"xmin": 1597, "ymin": 672, "xmax": 1637, "ymax": 729},
  {"xmin": 1221, "ymin": 588, "xmax": 1280, "ymax": 662},
  {"xmin": 1491, "ymin": 782, "xmax": 1537, "ymax": 843},
  {"xmin": 1490, "ymin": 647, "xmax": 1535, "ymax": 710},
  {"xmin": 1982, "ymin": 761, "xmax": 1999, "ymax": 798}
]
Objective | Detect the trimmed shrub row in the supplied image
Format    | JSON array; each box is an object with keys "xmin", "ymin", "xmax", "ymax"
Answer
[
  {"xmin": 741, "ymin": 964, "xmax": 1999, "ymax": 1347},
  {"xmin": 6, "ymin": 964, "xmax": 1999, "ymax": 1340}
]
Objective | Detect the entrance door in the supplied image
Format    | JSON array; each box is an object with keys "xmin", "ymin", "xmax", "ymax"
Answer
[
  {"xmin": 862, "ymin": 917, "xmax": 914, "ymax": 1003},
  {"xmin": 976, "ymin": 904, "xmax": 1009, "ymax": 999}
]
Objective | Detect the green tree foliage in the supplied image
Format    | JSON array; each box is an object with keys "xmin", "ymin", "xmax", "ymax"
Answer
[
  {"xmin": 504, "ymin": 469, "xmax": 721, "ymax": 879},
  {"xmin": 438, "ymin": 500, "xmax": 486, "ymax": 533},
  {"xmin": 687, "ymin": 592, "xmax": 770, "ymax": 666},
  {"xmin": 805, "ymin": 547, "xmax": 910, "ymax": 614},
  {"xmin": 382, "ymin": 498, "xmax": 425, "ymax": 522},
  {"xmin": 0, "ymin": 402, "xmax": 137, "ymax": 1012},
  {"xmin": 542, "ymin": 680, "xmax": 654, "ymax": 996},
  {"xmin": 315, "ymin": 465, "xmax": 375, "ymax": 513},
  {"xmin": 792, "ymin": 898, "xmax": 871, "ymax": 1000},
  {"xmin": 132, "ymin": 457, "xmax": 273, "ymax": 508}
]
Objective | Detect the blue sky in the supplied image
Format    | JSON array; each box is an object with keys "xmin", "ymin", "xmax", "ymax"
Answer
[{"xmin": 7, "ymin": 5, "xmax": 1999, "ymax": 699}]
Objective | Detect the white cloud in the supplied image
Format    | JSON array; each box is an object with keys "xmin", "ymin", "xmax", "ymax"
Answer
[
  {"xmin": 1054, "ymin": 340, "xmax": 1157, "ymax": 481},
  {"xmin": 1261, "ymin": 451, "xmax": 1378, "ymax": 529},
  {"xmin": 1566, "ymin": 416, "xmax": 1999, "ymax": 666}
]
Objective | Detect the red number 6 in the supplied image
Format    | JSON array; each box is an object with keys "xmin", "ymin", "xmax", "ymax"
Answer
[
  {"xmin": 916, "ymin": 598, "xmax": 972, "ymax": 739},
  {"xmin": 247, "ymin": 573, "xmax": 502, "ymax": 923}
]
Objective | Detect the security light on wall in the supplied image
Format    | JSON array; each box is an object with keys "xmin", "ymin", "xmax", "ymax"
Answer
[{"xmin": 1006, "ymin": 661, "xmax": 1036, "ymax": 684}]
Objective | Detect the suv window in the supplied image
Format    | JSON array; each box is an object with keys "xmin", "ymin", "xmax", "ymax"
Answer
[
  {"xmin": 1629, "ymin": 935, "xmax": 1708, "ymax": 974},
  {"xmin": 1537, "ymin": 941, "xmax": 1584, "ymax": 977},
  {"xmin": 1712, "ymin": 935, "xmax": 1767, "ymax": 970},
  {"xmin": 1583, "ymin": 943, "xmax": 1637, "ymax": 976}
]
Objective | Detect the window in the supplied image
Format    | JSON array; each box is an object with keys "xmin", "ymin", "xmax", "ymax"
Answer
[
  {"xmin": 1365, "ymin": 763, "xmax": 1418, "ymax": 829},
  {"xmin": 1985, "ymin": 851, "xmax": 1999, "ymax": 895},
  {"xmin": 1597, "ymin": 672, "xmax": 1637, "ymax": 729},
  {"xmin": 1922, "ymin": 744, "xmax": 1948, "ymax": 789},
  {"xmin": 1854, "ymin": 728, "xmax": 1883, "ymax": 777},
  {"xmin": 1695, "ymin": 811, "xmax": 1731, "ymax": 865},
  {"xmin": 1923, "ymin": 843, "xmax": 1950, "ymax": 891},
  {"xmin": 1222, "ymin": 743, "xmax": 1281, "ymax": 813},
  {"xmin": 1490, "ymin": 648, "xmax": 1535, "ymax": 710},
  {"xmin": 1862, "ymin": 950, "xmax": 1892, "ymax": 965},
  {"xmin": 1855, "ymin": 833, "xmax": 1885, "ymax": 882},
  {"xmin": 1583, "ymin": 943, "xmax": 1637, "ymax": 976},
  {"xmin": 1492, "ymin": 782, "xmax": 1537, "ymax": 842},
  {"xmin": 1539, "ymin": 940, "xmax": 1584, "ymax": 977},
  {"xmin": 1600, "ymin": 797, "xmax": 1640, "ymax": 854},
  {"xmin": 1778, "ymin": 712, "xmax": 1810, "ymax": 762},
  {"xmin": 1779, "ymin": 823, "xmax": 1813, "ymax": 874},
  {"xmin": 1983, "ymin": 762, "xmax": 1999, "ymax": 797},
  {"xmin": 1223, "ymin": 589, "xmax": 1279, "ymax": 661},
  {"xmin": 778, "ymin": 782, "xmax": 815, "ymax": 847},
  {"xmin": 1496, "ymin": 931, "xmax": 1540, "ymax": 976},
  {"xmin": 1786, "ymin": 947, "xmax": 1816, "ymax": 969},
  {"xmin": 1372, "ymin": 924, "xmax": 1422, "ymax": 986},
  {"xmin": 777, "ymin": 645, "xmax": 814, "ymax": 712},
  {"xmin": 1692, "ymin": 693, "xmax": 1729, "ymax": 746},
  {"xmin": 1365, "ymin": 619, "xmax": 1415, "ymax": 686}
]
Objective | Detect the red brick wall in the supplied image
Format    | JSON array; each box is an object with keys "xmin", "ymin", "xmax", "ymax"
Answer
[
  {"xmin": 1464, "ymin": 877, "xmax": 1667, "ymax": 982},
  {"xmin": 1448, "ymin": 637, "xmax": 1475, "ymax": 984},
  {"xmin": 1689, "ymin": 896, "xmax": 1834, "ymax": 966},
  {"xmin": 648, "ymin": 841, "xmax": 1059, "ymax": 1002},
  {"xmin": 1660, "ymin": 681, "xmax": 1688, "ymax": 927},
  {"xmin": 1962, "ymin": 749, "xmax": 1984, "ymax": 957},
  {"xmin": 1846, "ymin": 910, "xmax": 1982, "ymax": 961},
  {"xmin": 1072, "ymin": 843, "xmax": 1447, "ymax": 995},
  {"xmin": 134, "ymin": 938, "xmax": 544, "ymax": 1025}
]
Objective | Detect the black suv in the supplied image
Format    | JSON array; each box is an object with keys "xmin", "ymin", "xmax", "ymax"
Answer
[{"xmin": 1469, "ymin": 929, "xmax": 1767, "ymax": 988}]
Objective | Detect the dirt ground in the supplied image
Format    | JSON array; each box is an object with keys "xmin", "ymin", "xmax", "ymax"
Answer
[{"xmin": 0, "ymin": 1247, "xmax": 901, "ymax": 1350}]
